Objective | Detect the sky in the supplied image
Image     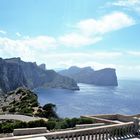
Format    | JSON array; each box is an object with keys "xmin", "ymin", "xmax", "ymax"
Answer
[{"xmin": 0, "ymin": 0, "xmax": 140, "ymax": 79}]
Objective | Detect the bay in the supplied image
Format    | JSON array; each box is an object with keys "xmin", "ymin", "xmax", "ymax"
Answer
[{"xmin": 34, "ymin": 80, "xmax": 140, "ymax": 118}]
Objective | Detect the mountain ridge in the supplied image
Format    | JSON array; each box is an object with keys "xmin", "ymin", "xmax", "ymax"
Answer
[
  {"xmin": 0, "ymin": 58, "xmax": 79, "ymax": 93},
  {"xmin": 59, "ymin": 66, "xmax": 118, "ymax": 86}
]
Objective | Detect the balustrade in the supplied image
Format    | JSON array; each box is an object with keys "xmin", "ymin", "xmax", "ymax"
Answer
[{"xmin": 3, "ymin": 118, "xmax": 140, "ymax": 140}]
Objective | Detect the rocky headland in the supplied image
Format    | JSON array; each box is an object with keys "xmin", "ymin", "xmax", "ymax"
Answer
[
  {"xmin": 59, "ymin": 66, "xmax": 118, "ymax": 86},
  {"xmin": 0, "ymin": 57, "xmax": 79, "ymax": 93}
]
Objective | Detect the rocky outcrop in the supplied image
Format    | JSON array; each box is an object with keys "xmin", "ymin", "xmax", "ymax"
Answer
[
  {"xmin": 0, "ymin": 58, "xmax": 79, "ymax": 93},
  {"xmin": 59, "ymin": 66, "xmax": 118, "ymax": 86},
  {"xmin": 0, "ymin": 87, "xmax": 38, "ymax": 114},
  {"xmin": 0, "ymin": 87, "xmax": 51, "ymax": 117},
  {"xmin": 0, "ymin": 58, "xmax": 27, "ymax": 93},
  {"xmin": 39, "ymin": 64, "xmax": 46, "ymax": 70}
]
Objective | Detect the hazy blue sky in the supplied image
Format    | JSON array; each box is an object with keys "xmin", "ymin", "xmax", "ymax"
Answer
[{"xmin": 0, "ymin": 0, "xmax": 140, "ymax": 79}]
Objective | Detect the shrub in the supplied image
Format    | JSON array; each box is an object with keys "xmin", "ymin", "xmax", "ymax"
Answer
[
  {"xmin": 42, "ymin": 103, "xmax": 58, "ymax": 119},
  {"xmin": 0, "ymin": 123, "xmax": 2, "ymax": 133},
  {"xmin": 28, "ymin": 119, "xmax": 47, "ymax": 128},
  {"xmin": 46, "ymin": 121, "xmax": 56, "ymax": 130},
  {"xmin": 31, "ymin": 101, "xmax": 38, "ymax": 107},
  {"xmin": 2, "ymin": 106, "xmax": 7, "ymax": 112},
  {"xmin": 35, "ymin": 105, "xmax": 58, "ymax": 119},
  {"xmin": 9, "ymin": 107, "xmax": 16, "ymax": 113},
  {"xmin": 15, "ymin": 102, "xmax": 19, "ymax": 106},
  {"xmin": 2, "ymin": 124, "xmax": 13, "ymax": 133},
  {"xmin": 55, "ymin": 121, "xmax": 68, "ymax": 129},
  {"xmin": 30, "ymin": 97, "xmax": 37, "ymax": 103},
  {"xmin": 19, "ymin": 107, "xmax": 33, "ymax": 114},
  {"xmin": 21, "ymin": 96, "xmax": 28, "ymax": 101},
  {"xmin": 13, "ymin": 121, "xmax": 28, "ymax": 129},
  {"xmin": 22, "ymin": 91, "xmax": 26, "ymax": 96},
  {"xmin": 65, "ymin": 118, "xmax": 77, "ymax": 128},
  {"xmin": 34, "ymin": 109, "xmax": 44, "ymax": 118},
  {"xmin": 70, "ymin": 118, "xmax": 79, "ymax": 127},
  {"xmin": 16, "ymin": 88, "xmax": 25, "ymax": 95},
  {"xmin": 54, "ymin": 117, "xmax": 94, "ymax": 130},
  {"xmin": 76, "ymin": 118, "xmax": 93, "ymax": 124},
  {"xmin": 9, "ymin": 100, "xmax": 16, "ymax": 105},
  {"xmin": 43, "ymin": 103, "xmax": 56, "ymax": 111}
]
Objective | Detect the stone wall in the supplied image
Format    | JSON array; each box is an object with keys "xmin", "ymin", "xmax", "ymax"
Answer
[{"xmin": 13, "ymin": 127, "xmax": 48, "ymax": 136}]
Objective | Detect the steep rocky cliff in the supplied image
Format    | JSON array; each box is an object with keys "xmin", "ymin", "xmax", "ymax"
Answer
[
  {"xmin": 59, "ymin": 66, "xmax": 118, "ymax": 86},
  {"xmin": 0, "ymin": 58, "xmax": 27, "ymax": 93},
  {"xmin": 0, "ymin": 58, "xmax": 79, "ymax": 93},
  {"xmin": 39, "ymin": 64, "xmax": 46, "ymax": 70}
]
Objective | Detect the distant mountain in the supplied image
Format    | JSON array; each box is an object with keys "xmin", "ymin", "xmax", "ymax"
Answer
[
  {"xmin": 59, "ymin": 66, "xmax": 118, "ymax": 86},
  {"xmin": 0, "ymin": 58, "xmax": 79, "ymax": 93}
]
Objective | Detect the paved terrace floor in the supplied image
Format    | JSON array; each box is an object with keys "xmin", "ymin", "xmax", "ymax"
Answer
[{"xmin": 0, "ymin": 114, "xmax": 47, "ymax": 122}]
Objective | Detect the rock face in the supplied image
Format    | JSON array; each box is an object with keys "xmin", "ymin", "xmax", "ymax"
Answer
[
  {"xmin": 39, "ymin": 64, "xmax": 46, "ymax": 70},
  {"xmin": 0, "ymin": 58, "xmax": 79, "ymax": 93},
  {"xmin": 0, "ymin": 58, "xmax": 27, "ymax": 93},
  {"xmin": 59, "ymin": 66, "xmax": 118, "ymax": 86}
]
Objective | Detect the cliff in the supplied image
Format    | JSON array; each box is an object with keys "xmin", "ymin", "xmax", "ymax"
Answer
[
  {"xmin": 59, "ymin": 66, "xmax": 118, "ymax": 86},
  {"xmin": 0, "ymin": 58, "xmax": 79, "ymax": 93},
  {"xmin": 0, "ymin": 58, "xmax": 27, "ymax": 93},
  {"xmin": 39, "ymin": 64, "xmax": 46, "ymax": 70}
]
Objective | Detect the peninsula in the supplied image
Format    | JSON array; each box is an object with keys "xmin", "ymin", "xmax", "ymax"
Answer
[{"xmin": 59, "ymin": 66, "xmax": 118, "ymax": 86}]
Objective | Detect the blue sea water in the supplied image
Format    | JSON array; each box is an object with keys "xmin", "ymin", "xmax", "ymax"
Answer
[{"xmin": 34, "ymin": 80, "xmax": 140, "ymax": 118}]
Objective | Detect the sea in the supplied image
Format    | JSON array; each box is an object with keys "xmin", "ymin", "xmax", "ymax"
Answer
[{"xmin": 34, "ymin": 80, "xmax": 140, "ymax": 118}]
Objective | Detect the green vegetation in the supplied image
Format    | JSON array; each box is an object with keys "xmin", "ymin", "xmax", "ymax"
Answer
[
  {"xmin": 0, "ymin": 88, "xmax": 39, "ymax": 116},
  {"xmin": 0, "ymin": 117, "xmax": 94, "ymax": 133},
  {"xmin": 52, "ymin": 117, "xmax": 94, "ymax": 130},
  {"xmin": 35, "ymin": 103, "xmax": 58, "ymax": 119},
  {"xmin": 15, "ymin": 89, "xmax": 38, "ymax": 115},
  {"xmin": 0, "ymin": 88, "xmax": 94, "ymax": 134},
  {"xmin": 2, "ymin": 106, "xmax": 7, "ymax": 112},
  {"xmin": 0, "ymin": 88, "xmax": 59, "ymax": 119}
]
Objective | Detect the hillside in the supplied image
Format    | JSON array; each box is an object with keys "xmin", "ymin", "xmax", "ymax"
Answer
[
  {"xmin": 0, "ymin": 87, "xmax": 57, "ymax": 118},
  {"xmin": 0, "ymin": 88, "xmax": 40, "ymax": 115}
]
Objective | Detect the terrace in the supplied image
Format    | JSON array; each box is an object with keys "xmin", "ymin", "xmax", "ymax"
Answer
[{"xmin": 2, "ymin": 114, "xmax": 140, "ymax": 140}]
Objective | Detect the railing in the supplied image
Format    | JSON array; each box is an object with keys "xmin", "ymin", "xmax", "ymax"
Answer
[
  {"xmin": 44, "ymin": 122, "xmax": 135, "ymax": 140},
  {"xmin": 3, "ymin": 121, "xmax": 137, "ymax": 140}
]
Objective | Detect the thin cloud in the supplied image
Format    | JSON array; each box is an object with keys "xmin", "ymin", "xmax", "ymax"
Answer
[
  {"xmin": 109, "ymin": 0, "xmax": 140, "ymax": 13},
  {"xmin": 58, "ymin": 33, "xmax": 102, "ymax": 47},
  {"xmin": 0, "ymin": 30, "xmax": 7, "ymax": 35},
  {"xmin": 0, "ymin": 11, "xmax": 136, "ymax": 69},
  {"xmin": 45, "ymin": 52, "xmax": 122, "ymax": 59},
  {"xmin": 0, "ymin": 36, "xmax": 57, "ymax": 62},
  {"xmin": 127, "ymin": 51, "xmax": 140, "ymax": 56},
  {"xmin": 0, "ymin": 12, "xmax": 135, "ymax": 49},
  {"xmin": 59, "ymin": 12, "xmax": 135, "ymax": 47},
  {"xmin": 16, "ymin": 32, "xmax": 21, "ymax": 37},
  {"xmin": 76, "ymin": 12, "xmax": 135, "ymax": 35},
  {"xmin": 42, "ymin": 51, "xmax": 123, "ymax": 69}
]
